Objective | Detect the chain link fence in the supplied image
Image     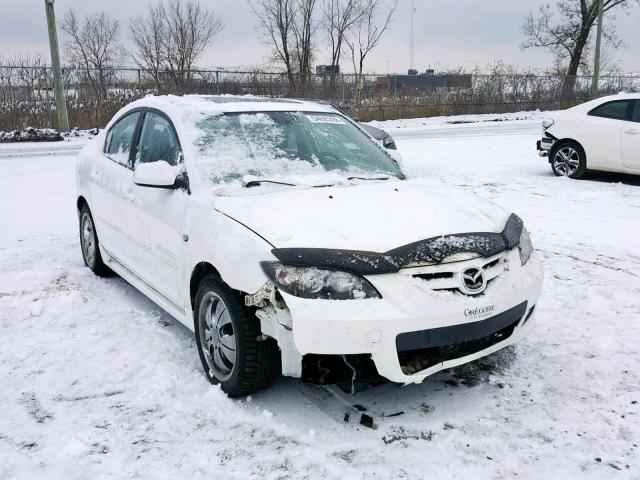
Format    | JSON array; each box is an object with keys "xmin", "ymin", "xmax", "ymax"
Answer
[{"xmin": 1, "ymin": 65, "xmax": 639, "ymax": 131}]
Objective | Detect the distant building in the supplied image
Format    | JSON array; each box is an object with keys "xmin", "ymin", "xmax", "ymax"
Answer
[
  {"xmin": 377, "ymin": 70, "xmax": 472, "ymax": 92},
  {"xmin": 316, "ymin": 65, "xmax": 340, "ymax": 76}
]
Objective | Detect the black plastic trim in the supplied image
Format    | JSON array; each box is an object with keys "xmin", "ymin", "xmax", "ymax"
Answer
[
  {"xmin": 396, "ymin": 301, "xmax": 528, "ymax": 352},
  {"xmin": 271, "ymin": 214, "xmax": 523, "ymax": 275}
]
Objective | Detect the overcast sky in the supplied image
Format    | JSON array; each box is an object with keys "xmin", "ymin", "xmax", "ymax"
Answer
[{"xmin": 1, "ymin": 0, "xmax": 639, "ymax": 73}]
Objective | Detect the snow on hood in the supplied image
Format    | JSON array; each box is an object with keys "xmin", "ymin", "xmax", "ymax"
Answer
[{"xmin": 213, "ymin": 179, "xmax": 512, "ymax": 252}]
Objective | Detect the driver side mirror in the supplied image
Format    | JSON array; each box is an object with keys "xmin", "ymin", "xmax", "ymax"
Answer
[
  {"xmin": 134, "ymin": 160, "xmax": 182, "ymax": 189},
  {"xmin": 387, "ymin": 149, "xmax": 404, "ymax": 169}
]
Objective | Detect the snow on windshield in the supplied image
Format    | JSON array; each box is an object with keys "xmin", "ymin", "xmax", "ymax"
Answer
[
  {"xmin": 190, "ymin": 111, "xmax": 402, "ymax": 187},
  {"xmin": 194, "ymin": 112, "xmax": 323, "ymax": 184}
]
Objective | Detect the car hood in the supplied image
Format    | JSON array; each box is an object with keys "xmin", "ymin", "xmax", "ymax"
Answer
[{"xmin": 213, "ymin": 180, "xmax": 512, "ymax": 252}]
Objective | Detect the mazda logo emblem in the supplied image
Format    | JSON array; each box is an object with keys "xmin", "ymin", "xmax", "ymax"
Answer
[{"xmin": 460, "ymin": 267, "xmax": 486, "ymax": 295}]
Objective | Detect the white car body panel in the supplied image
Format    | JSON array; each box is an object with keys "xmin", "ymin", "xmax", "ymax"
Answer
[
  {"xmin": 539, "ymin": 93, "xmax": 640, "ymax": 174},
  {"xmin": 77, "ymin": 95, "xmax": 544, "ymax": 385},
  {"xmin": 621, "ymin": 122, "xmax": 640, "ymax": 170},
  {"xmin": 213, "ymin": 181, "xmax": 510, "ymax": 252}
]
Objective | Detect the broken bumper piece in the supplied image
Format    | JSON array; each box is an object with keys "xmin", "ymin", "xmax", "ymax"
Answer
[{"xmin": 537, "ymin": 137, "xmax": 554, "ymax": 157}]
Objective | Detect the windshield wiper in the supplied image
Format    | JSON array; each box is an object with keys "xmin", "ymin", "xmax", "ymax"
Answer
[
  {"xmin": 244, "ymin": 179, "xmax": 297, "ymax": 188},
  {"xmin": 347, "ymin": 176, "xmax": 392, "ymax": 182}
]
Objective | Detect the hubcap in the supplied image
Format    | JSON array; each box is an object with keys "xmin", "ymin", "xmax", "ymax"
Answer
[
  {"xmin": 81, "ymin": 213, "xmax": 96, "ymax": 266},
  {"xmin": 553, "ymin": 147, "xmax": 580, "ymax": 176},
  {"xmin": 199, "ymin": 293, "xmax": 236, "ymax": 380}
]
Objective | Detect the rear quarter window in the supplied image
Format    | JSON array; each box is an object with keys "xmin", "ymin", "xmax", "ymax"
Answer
[
  {"xmin": 588, "ymin": 100, "xmax": 633, "ymax": 121},
  {"xmin": 633, "ymin": 101, "xmax": 640, "ymax": 123}
]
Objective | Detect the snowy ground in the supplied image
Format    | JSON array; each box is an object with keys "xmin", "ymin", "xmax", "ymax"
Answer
[{"xmin": 1, "ymin": 115, "xmax": 639, "ymax": 479}]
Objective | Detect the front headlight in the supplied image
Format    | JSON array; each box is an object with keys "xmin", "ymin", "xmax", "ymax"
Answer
[
  {"xmin": 518, "ymin": 227, "xmax": 534, "ymax": 265},
  {"xmin": 260, "ymin": 262, "xmax": 381, "ymax": 300}
]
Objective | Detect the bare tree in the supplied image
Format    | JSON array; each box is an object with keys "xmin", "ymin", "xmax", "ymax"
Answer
[
  {"xmin": 130, "ymin": 0, "xmax": 224, "ymax": 91},
  {"xmin": 521, "ymin": 0, "xmax": 638, "ymax": 102},
  {"xmin": 322, "ymin": 0, "xmax": 363, "ymax": 79},
  {"xmin": 162, "ymin": 0, "xmax": 224, "ymax": 89},
  {"xmin": 249, "ymin": 0, "xmax": 318, "ymax": 93},
  {"xmin": 61, "ymin": 10, "xmax": 121, "ymax": 100},
  {"xmin": 250, "ymin": 0, "xmax": 297, "ymax": 91},
  {"xmin": 14, "ymin": 54, "xmax": 53, "ymax": 127},
  {"xmin": 130, "ymin": 4, "xmax": 165, "ymax": 89},
  {"xmin": 292, "ymin": 0, "xmax": 318, "ymax": 87},
  {"xmin": 345, "ymin": 0, "xmax": 397, "ymax": 83}
]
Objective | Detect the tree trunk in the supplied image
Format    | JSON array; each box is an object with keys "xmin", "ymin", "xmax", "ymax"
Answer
[
  {"xmin": 286, "ymin": 64, "xmax": 296, "ymax": 96},
  {"xmin": 560, "ymin": 28, "xmax": 590, "ymax": 107}
]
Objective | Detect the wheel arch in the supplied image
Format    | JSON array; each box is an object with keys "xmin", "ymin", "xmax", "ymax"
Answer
[
  {"xmin": 189, "ymin": 261, "xmax": 222, "ymax": 308},
  {"xmin": 77, "ymin": 195, "xmax": 89, "ymax": 213},
  {"xmin": 550, "ymin": 138, "xmax": 587, "ymax": 166}
]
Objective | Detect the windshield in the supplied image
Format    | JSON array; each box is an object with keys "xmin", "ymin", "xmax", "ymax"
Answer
[{"xmin": 193, "ymin": 111, "xmax": 403, "ymax": 186}]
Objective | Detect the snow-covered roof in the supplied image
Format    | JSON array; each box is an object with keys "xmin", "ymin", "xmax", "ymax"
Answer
[{"xmin": 126, "ymin": 94, "xmax": 337, "ymax": 115}]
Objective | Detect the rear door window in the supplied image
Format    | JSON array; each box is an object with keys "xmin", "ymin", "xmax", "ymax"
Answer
[
  {"xmin": 633, "ymin": 101, "xmax": 640, "ymax": 123},
  {"xmin": 136, "ymin": 112, "xmax": 182, "ymax": 166},
  {"xmin": 588, "ymin": 100, "xmax": 633, "ymax": 121},
  {"xmin": 105, "ymin": 112, "xmax": 141, "ymax": 166}
]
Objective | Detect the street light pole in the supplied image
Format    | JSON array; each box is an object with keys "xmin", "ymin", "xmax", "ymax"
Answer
[
  {"xmin": 409, "ymin": 0, "xmax": 415, "ymax": 71},
  {"xmin": 591, "ymin": 0, "xmax": 604, "ymax": 99},
  {"xmin": 44, "ymin": 0, "xmax": 69, "ymax": 132}
]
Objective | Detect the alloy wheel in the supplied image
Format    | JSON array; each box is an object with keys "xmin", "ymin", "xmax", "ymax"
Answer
[
  {"xmin": 199, "ymin": 292, "xmax": 236, "ymax": 381},
  {"xmin": 553, "ymin": 146, "xmax": 580, "ymax": 176},
  {"xmin": 81, "ymin": 213, "xmax": 96, "ymax": 267}
]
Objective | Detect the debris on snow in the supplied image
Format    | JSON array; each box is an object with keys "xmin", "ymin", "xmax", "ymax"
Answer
[
  {"xmin": 384, "ymin": 411, "xmax": 404, "ymax": 418},
  {"xmin": 359, "ymin": 413, "xmax": 376, "ymax": 429}
]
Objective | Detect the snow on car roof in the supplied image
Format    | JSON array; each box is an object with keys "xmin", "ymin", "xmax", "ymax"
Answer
[
  {"xmin": 126, "ymin": 94, "xmax": 336, "ymax": 115},
  {"xmin": 199, "ymin": 96, "xmax": 304, "ymax": 104}
]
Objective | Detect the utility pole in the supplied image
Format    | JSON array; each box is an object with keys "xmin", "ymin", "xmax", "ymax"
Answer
[
  {"xmin": 44, "ymin": 0, "xmax": 69, "ymax": 132},
  {"xmin": 591, "ymin": 0, "xmax": 604, "ymax": 99},
  {"xmin": 409, "ymin": 0, "xmax": 415, "ymax": 71}
]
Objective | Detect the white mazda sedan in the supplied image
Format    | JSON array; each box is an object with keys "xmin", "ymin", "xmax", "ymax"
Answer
[
  {"xmin": 77, "ymin": 95, "xmax": 543, "ymax": 396},
  {"xmin": 537, "ymin": 93, "xmax": 640, "ymax": 178}
]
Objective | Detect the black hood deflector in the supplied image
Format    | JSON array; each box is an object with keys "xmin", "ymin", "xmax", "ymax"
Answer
[{"xmin": 271, "ymin": 214, "xmax": 523, "ymax": 275}]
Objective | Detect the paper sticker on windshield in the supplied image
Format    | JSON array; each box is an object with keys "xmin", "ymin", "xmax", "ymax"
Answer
[{"xmin": 305, "ymin": 114, "xmax": 346, "ymax": 125}]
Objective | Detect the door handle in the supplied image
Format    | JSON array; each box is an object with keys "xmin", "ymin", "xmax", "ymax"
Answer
[
  {"xmin": 624, "ymin": 128, "xmax": 639, "ymax": 135},
  {"xmin": 123, "ymin": 188, "xmax": 135, "ymax": 201}
]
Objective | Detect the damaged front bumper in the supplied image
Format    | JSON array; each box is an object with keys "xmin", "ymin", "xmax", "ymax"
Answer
[
  {"xmin": 255, "ymin": 248, "xmax": 543, "ymax": 384},
  {"xmin": 537, "ymin": 135, "xmax": 555, "ymax": 157}
]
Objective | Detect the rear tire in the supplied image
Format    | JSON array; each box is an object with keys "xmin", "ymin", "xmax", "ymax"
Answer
[
  {"xmin": 550, "ymin": 141, "xmax": 587, "ymax": 179},
  {"xmin": 194, "ymin": 275, "xmax": 280, "ymax": 397},
  {"xmin": 79, "ymin": 205, "xmax": 112, "ymax": 277}
]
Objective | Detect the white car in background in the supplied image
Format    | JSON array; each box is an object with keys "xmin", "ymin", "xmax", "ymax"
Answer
[
  {"xmin": 77, "ymin": 95, "xmax": 543, "ymax": 397},
  {"xmin": 537, "ymin": 93, "xmax": 640, "ymax": 178}
]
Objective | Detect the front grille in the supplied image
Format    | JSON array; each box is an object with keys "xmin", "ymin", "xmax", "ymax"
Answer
[
  {"xmin": 412, "ymin": 272, "xmax": 454, "ymax": 281},
  {"xmin": 397, "ymin": 302, "xmax": 527, "ymax": 375},
  {"xmin": 406, "ymin": 252, "xmax": 506, "ymax": 294},
  {"xmin": 483, "ymin": 258, "xmax": 501, "ymax": 269}
]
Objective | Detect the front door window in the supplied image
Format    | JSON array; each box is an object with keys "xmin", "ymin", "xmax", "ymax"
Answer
[{"xmin": 137, "ymin": 112, "xmax": 182, "ymax": 166}]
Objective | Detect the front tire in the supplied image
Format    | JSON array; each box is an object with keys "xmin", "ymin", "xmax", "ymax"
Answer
[
  {"xmin": 550, "ymin": 141, "xmax": 586, "ymax": 179},
  {"xmin": 79, "ymin": 205, "xmax": 112, "ymax": 277},
  {"xmin": 194, "ymin": 275, "xmax": 280, "ymax": 397}
]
